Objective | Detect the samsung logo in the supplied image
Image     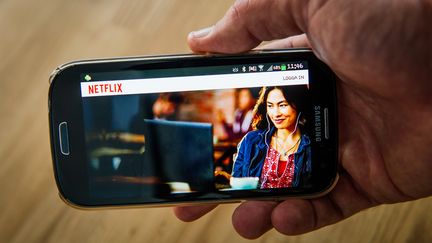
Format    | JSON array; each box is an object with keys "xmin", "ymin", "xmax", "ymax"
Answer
[{"xmin": 314, "ymin": 106, "xmax": 322, "ymax": 142}]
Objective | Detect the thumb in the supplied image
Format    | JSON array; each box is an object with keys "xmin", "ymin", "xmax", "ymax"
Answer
[{"xmin": 188, "ymin": 0, "xmax": 309, "ymax": 53}]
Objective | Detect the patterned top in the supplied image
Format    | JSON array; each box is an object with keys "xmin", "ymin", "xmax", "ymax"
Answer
[{"xmin": 260, "ymin": 147, "xmax": 295, "ymax": 189}]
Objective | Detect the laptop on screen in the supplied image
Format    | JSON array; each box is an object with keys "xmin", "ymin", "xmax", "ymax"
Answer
[{"xmin": 142, "ymin": 119, "xmax": 214, "ymax": 193}]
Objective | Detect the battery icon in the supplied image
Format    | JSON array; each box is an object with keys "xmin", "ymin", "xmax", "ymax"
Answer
[{"xmin": 281, "ymin": 64, "xmax": 287, "ymax": 71}]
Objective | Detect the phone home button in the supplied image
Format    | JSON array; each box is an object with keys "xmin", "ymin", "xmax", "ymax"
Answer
[{"xmin": 58, "ymin": 122, "xmax": 70, "ymax": 155}]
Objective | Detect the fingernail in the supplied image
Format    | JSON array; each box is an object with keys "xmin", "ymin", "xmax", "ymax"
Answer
[{"xmin": 190, "ymin": 26, "xmax": 213, "ymax": 38}]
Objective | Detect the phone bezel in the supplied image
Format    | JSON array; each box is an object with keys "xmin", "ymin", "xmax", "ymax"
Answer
[{"xmin": 49, "ymin": 49, "xmax": 338, "ymax": 208}]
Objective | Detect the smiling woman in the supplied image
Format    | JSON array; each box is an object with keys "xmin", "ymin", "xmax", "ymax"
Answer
[{"xmin": 231, "ymin": 85, "xmax": 312, "ymax": 189}]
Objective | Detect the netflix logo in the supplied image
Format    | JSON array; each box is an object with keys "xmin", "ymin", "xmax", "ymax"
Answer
[{"xmin": 88, "ymin": 83, "xmax": 123, "ymax": 94}]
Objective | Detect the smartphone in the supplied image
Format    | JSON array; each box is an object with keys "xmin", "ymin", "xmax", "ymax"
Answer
[{"xmin": 49, "ymin": 49, "xmax": 338, "ymax": 208}]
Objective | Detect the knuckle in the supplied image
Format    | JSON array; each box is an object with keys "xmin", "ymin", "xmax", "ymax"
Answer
[{"xmin": 230, "ymin": 0, "xmax": 252, "ymax": 21}]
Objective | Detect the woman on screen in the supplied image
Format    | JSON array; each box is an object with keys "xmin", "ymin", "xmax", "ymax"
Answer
[{"xmin": 231, "ymin": 86, "xmax": 311, "ymax": 189}]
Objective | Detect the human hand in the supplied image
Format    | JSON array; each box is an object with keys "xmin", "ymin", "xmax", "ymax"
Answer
[{"xmin": 174, "ymin": 0, "xmax": 432, "ymax": 239}]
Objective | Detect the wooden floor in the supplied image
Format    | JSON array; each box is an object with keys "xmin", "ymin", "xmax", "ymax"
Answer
[{"xmin": 0, "ymin": 0, "xmax": 431, "ymax": 242}]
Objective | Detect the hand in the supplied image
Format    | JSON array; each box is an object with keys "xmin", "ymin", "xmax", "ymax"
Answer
[{"xmin": 174, "ymin": 0, "xmax": 432, "ymax": 239}]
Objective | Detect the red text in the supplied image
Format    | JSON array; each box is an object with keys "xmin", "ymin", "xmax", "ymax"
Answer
[{"xmin": 88, "ymin": 83, "xmax": 123, "ymax": 94}]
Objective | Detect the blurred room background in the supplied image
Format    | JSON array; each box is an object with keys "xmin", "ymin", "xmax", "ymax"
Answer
[{"xmin": 0, "ymin": 0, "xmax": 431, "ymax": 242}]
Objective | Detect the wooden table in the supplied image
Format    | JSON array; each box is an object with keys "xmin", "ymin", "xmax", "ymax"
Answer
[{"xmin": 0, "ymin": 0, "xmax": 431, "ymax": 242}]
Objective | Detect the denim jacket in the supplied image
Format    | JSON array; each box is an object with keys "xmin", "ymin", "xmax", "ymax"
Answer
[{"xmin": 231, "ymin": 127, "xmax": 312, "ymax": 187}]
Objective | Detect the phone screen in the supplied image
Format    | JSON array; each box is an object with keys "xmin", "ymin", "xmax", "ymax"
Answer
[{"xmin": 50, "ymin": 50, "xmax": 338, "ymax": 206}]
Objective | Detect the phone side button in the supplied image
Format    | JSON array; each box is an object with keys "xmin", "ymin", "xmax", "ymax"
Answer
[
  {"xmin": 324, "ymin": 108, "xmax": 329, "ymax": 139},
  {"xmin": 58, "ymin": 122, "xmax": 70, "ymax": 155}
]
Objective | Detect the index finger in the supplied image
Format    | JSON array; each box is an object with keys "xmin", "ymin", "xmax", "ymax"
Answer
[{"xmin": 173, "ymin": 204, "xmax": 218, "ymax": 222}]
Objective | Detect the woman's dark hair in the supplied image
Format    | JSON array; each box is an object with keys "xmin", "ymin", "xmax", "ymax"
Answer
[{"xmin": 252, "ymin": 85, "xmax": 309, "ymax": 130}]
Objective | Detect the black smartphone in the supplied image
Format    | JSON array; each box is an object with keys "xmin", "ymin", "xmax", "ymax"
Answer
[{"xmin": 49, "ymin": 49, "xmax": 338, "ymax": 208}]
